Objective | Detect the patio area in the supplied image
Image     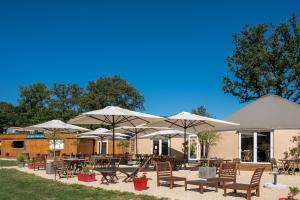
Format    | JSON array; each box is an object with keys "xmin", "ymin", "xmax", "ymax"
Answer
[{"xmin": 12, "ymin": 164, "xmax": 300, "ymax": 200}]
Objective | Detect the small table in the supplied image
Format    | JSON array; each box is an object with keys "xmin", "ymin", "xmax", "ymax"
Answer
[
  {"xmin": 97, "ymin": 169, "xmax": 118, "ymax": 185},
  {"xmin": 185, "ymin": 179, "xmax": 219, "ymax": 194}
]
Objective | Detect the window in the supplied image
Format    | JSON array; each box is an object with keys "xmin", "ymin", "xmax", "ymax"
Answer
[
  {"xmin": 152, "ymin": 139, "xmax": 169, "ymax": 156},
  {"xmin": 49, "ymin": 140, "xmax": 64, "ymax": 150},
  {"xmin": 12, "ymin": 141, "xmax": 25, "ymax": 149},
  {"xmin": 239, "ymin": 132, "xmax": 272, "ymax": 163}
]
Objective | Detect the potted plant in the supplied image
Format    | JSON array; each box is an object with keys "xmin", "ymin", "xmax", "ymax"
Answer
[
  {"xmin": 77, "ymin": 166, "xmax": 96, "ymax": 182},
  {"xmin": 133, "ymin": 172, "xmax": 148, "ymax": 191},
  {"xmin": 287, "ymin": 187, "xmax": 300, "ymax": 200},
  {"xmin": 198, "ymin": 131, "xmax": 219, "ymax": 178},
  {"xmin": 16, "ymin": 154, "xmax": 25, "ymax": 168}
]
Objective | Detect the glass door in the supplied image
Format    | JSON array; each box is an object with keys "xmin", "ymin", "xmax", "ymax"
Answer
[
  {"xmin": 161, "ymin": 139, "xmax": 169, "ymax": 156},
  {"xmin": 188, "ymin": 135, "xmax": 199, "ymax": 160},
  {"xmin": 153, "ymin": 139, "xmax": 169, "ymax": 156},
  {"xmin": 257, "ymin": 132, "xmax": 271, "ymax": 162},
  {"xmin": 240, "ymin": 132, "xmax": 271, "ymax": 163},
  {"xmin": 153, "ymin": 140, "xmax": 159, "ymax": 155},
  {"xmin": 99, "ymin": 141, "xmax": 107, "ymax": 155},
  {"xmin": 241, "ymin": 133, "xmax": 254, "ymax": 162}
]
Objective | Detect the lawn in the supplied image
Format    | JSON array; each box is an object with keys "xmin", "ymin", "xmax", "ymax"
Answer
[
  {"xmin": 0, "ymin": 169, "xmax": 164, "ymax": 200},
  {"xmin": 0, "ymin": 159, "xmax": 17, "ymax": 167}
]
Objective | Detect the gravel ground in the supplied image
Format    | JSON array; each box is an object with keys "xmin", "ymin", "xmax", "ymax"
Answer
[{"xmin": 15, "ymin": 166, "xmax": 300, "ymax": 200}]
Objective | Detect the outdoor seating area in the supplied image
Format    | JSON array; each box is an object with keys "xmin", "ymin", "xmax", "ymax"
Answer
[{"xmin": 7, "ymin": 157, "xmax": 298, "ymax": 200}]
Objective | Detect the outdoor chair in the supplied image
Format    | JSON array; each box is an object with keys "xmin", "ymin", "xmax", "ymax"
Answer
[
  {"xmin": 223, "ymin": 168, "xmax": 265, "ymax": 200},
  {"xmin": 120, "ymin": 157, "xmax": 151, "ymax": 182},
  {"xmin": 270, "ymin": 158, "xmax": 284, "ymax": 174},
  {"xmin": 53, "ymin": 160, "xmax": 73, "ymax": 180},
  {"xmin": 32, "ymin": 156, "xmax": 46, "ymax": 171},
  {"xmin": 210, "ymin": 163, "xmax": 237, "ymax": 189},
  {"xmin": 156, "ymin": 161, "xmax": 186, "ymax": 189},
  {"xmin": 232, "ymin": 158, "xmax": 241, "ymax": 175}
]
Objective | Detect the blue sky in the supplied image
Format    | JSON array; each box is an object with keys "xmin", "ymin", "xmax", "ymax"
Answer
[{"xmin": 0, "ymin": 0, "xmax": 299, "ymax": 118}]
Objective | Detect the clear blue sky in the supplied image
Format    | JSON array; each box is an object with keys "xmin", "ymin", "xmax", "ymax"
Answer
[{"xmin": 0, "ymin": 0, "xmax": 299, "ymax": 118}]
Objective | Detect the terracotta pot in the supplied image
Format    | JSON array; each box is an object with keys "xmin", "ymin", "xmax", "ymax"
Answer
[
  {"xmin": 133, "ymin": 178, "xmax": 148, "ymax": 191},
  {"xmin": 77, "ymin": 172, "xmax": 96, "ymax": 182}
]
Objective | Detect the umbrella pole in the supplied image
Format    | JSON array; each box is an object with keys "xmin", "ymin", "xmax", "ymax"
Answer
[
  {"xmin": 92, "ymin": 139, "xmax": 95, "ymax": 155},
  {"xmin": 135, "ymin": 131, "xmax": 138, "ymax": 155},
  {"xmin": 184, "ymin": 120, "xmax": 187, "ymax": 168},
  {"xmin": 169, "ymin": 135, "xmax": 172, "ymax": 156},
  {"xmin": 112, "ymin": 116, "xmax": 115, "ymax": 158}
]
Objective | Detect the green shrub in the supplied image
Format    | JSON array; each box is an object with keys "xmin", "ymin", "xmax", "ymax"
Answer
[
  {"xmin": 16, "ymin": 154, "xmax": 25, "ymax": 162},
  {"xmin": 290, "ymin": 186, "xmax": 300, "ymax": 196},
  {"xmin": 82, "ymin": 166, "xmax": 91, "ymax": 174}
]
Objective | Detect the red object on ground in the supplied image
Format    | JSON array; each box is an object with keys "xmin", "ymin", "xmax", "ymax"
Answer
[
  {"xmin": 27, "ymin": 163, "xmax": 34, "ymax": 169},
  {"xmin": 77, "ymin": 172, "xmax": 96, "ymax": 182},
  {"xmin": 278, "ymin": 198, "xmax": 299, "ymax": 200},
  {"xmin": 133, "ymin": 178, "xmax": 148, "ymax": 191}
]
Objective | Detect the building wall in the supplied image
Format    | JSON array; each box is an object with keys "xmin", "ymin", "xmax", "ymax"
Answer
[
  {"xmin": 273, "ymin": 129, "xmax": 300, "ymax": 159},
  {"xmin": 0, "ymin": 133, "xmax": 80, "ymax": 157},
  {"xmin": 134, "ymin": 137, "xmax": 184, "ymax": 158},
  {"xmin": 209, "ymin": 131, "xmax": 238, "ymax": 159}
]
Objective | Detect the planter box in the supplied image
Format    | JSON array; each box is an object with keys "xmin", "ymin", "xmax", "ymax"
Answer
[
  {"xmin": 133, "ymin": 178, "xmax": 148, "ymax": 191},
  {"xmin": 27, "ymin": 163, "xmax": 34, "ymax": 169},
  {"xmin": 199, "ymin": 167, "xmax": 216, "ymax": 179},
  {"xmin": 77, "ymin": 173, "xmax": 96, "ymax": 182},
  {"xmin": 46, "ymin": 162, "xmax": 55, "ymax": 174},
  {"xmin": 17, "ymin": 162, "xmax": 25, "ymax": 168}
]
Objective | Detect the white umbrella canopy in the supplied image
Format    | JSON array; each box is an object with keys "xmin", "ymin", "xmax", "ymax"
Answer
[
  {"xmin": 114, "ymin": 125, "xmax": 169, "ymax": 154},
  {"xmin": 80, "ymin": 128, "xmax": 129, "ymax": 138},
  {"xmin": 68, "ymin": 106, "xmax": 163, "ymax": 126},
  {"xmin": 29, "ymin": 120, "xmax": 90, "ymax": 132},
  {"xmin": 28, "ymin": 120, "xmax": 89, "ymax": 159},
  {"xmin": 140, "ymin": 129, "xmax": 196, "ymax": 138},
  {"xmin": 148, "ymin": 112, "xmax": 239, "ymax": 163},
  {"xmin": 68, "ymin": 106, "xmax": 164, "ymax": 156}
]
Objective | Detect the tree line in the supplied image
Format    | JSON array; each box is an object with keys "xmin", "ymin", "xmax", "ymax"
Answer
[{"xmin": 0, "ymin": 75, "xmax": 144, "ymax": 130}]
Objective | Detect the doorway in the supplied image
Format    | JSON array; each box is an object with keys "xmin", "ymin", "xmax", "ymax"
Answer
[
  {"xmin": 239, "ymin": 131, "xmax": 272, "ymax": 163},
  {"xmin": 98, "ymin": 141, "xmax": 108, "ymax": 155},
  {"xmin": 188, "ymin": 135, "xmax": 199, "ymax": 160},
  {"xmin": 152, "ymin": 139, "xmax": 169, "ymax": 156}
]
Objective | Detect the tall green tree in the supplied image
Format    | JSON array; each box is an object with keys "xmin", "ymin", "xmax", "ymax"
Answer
[
  {"xmin": 49, "ymin": 83, "xmax": 84, "ymax": 121},
  {"xmin": 223, "ymin": 14, "xmax": 300, "ymax": 103},
  {"xmin": 191, "ymin": 105, "xmax": 212, "ymax": 117},
  {"xmin": 81, "ymin": 75, "xmax": 144, "ymax": 111},
  {"xmin": 0, "ymin": 102, "xmax": 18, "ymax": 132},
  {"xmin": 18, "ymin": 83, "xmax": 54, "ymax": 125}
]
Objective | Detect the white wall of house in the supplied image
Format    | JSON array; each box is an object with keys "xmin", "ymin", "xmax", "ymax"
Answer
[
  {"xmin": 209, "ymin": 131, "xmax": 238, "ymax": 159},
  {"xmin": 273, "ymin": 129, "xmax": 300, "ymax": 159}
]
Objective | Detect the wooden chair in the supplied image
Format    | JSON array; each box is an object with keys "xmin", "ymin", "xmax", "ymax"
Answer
[
  {"xmin": 33, "ymin": 156, "xmax": 46, "ymax": 171},
  {"xmin": 217, "ymin": 163, "xmax": 237, "ymax": 188},
  {"xmin": 232, "ymin": 158, "xmax": 241, "ymax": 175},
  {"xmin": 270, "ymin": 158, "xmax": 284, "ymax": 174},
  {"xmin": 53, "ymin": 160, "xmax": 73, "ymax": 180},
  {"xmin": 120, "ymin": 157, "xmax": 151, "ymax": 182},
  {"xmin": 156, "ymin": 161, "xmax": 186, "ymax": 189},
  {"xmin": 223, "ymin": 168, "xmax": 265, "ymax": 200}
]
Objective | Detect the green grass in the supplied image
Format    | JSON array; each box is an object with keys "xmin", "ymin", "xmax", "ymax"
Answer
[
  {"xmin": 0, "ymin": 159, "xmax": 17, "ymax": 167},
  {"xmin": 0, "ymin": 169, "xmax": 165, "ymax": 200}
]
